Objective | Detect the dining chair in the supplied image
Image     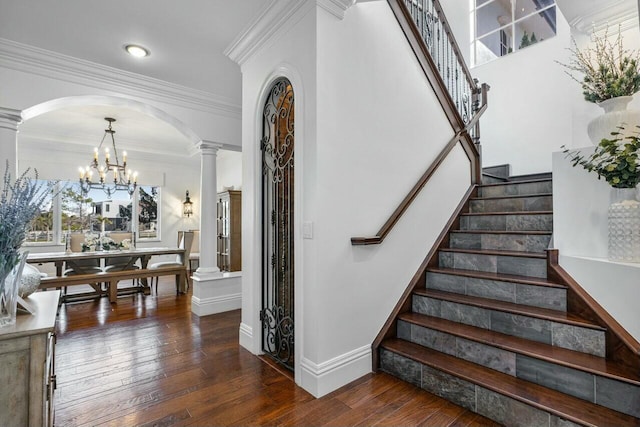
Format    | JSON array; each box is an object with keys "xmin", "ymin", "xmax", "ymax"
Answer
[
  {"xmin": 188, "ymin": 230, "xmax": 200, "ymax": 276},
  {"xmin": 63, "ymin": 233, "xmax": 103, "ymax": 297},
  {"xmin": 149, "ymin": 231, "xmax": 194, "ymax": 294},
  {"xmin": 103, "ymin": 232, "xmax": 140, "ymax": 286}
]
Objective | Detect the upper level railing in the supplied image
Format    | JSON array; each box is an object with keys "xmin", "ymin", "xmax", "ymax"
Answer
[
  {"xmin": 403, "ymin": 0, "xmax": 476, "ymax": 126},
  {"xmin": 351, "ymin": 0, "xmax": 489, "ymax": 246}
]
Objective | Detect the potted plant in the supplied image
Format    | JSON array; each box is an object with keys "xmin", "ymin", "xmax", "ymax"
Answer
[
  {"xmin": 0, "ymin": 164, "xmax": 55, "ymax": 325},
  {"xmin": 558, "ymin": 25, "xmax": 640, "ymax": 145},
  {"xmin": 563, "ymin": 127, "xmax": 640, "ymax": 262}
]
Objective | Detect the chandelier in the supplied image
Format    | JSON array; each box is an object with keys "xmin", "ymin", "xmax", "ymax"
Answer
[{"xmin": 78, "ymin": 117, "xmax": 138, "ymax": 198}]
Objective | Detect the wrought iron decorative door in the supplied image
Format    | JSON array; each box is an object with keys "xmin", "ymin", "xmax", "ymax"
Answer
[{"xmin": 260, "ymin": 78, "xmax": 295, "ymax": 370}]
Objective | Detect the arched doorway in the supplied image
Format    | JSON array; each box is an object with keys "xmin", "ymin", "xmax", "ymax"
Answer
[{"xmin": 260, "ymin": 78, "xmax": 295, "ymax": 370}]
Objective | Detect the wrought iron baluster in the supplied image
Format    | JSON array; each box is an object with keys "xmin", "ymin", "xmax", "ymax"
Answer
[{"xmin": 400, "ymin": 0, "xmax": 477, "ymax": 125}]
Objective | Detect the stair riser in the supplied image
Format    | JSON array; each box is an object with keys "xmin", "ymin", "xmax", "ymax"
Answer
[
  {"xmin": 459, "ymin": 214, "xmax": 552, "ymax": 232},
  {"xmin": 450, "ymin": 232, "xmax": 551, "ymax": 253},
  {"xmin": 479, "ymin": 181, "xmax": 552, "ymax": 198},
  {"xmin": 439, "ymin": 251, "xmax": 548, "ymax": 279},
  {"xmin": 426, "ymin": 272, "xmax": 566, "ymax": 311},
  {"xmin": 380, "ymin": 348, "xmax": 579, "ymax": 427},
  {"xmin": 483, "ymin": 165, "xmax": 510, "ymax": 178},
  {"xmin": 470, "ymin": 196, "xmax": 552, "ymax": 213},
  {"xmin": 412, "ymin": 295, "xmax": 605, "ymax": 357},
  {"xmin": 397, "ymin": 321, "xmax": 640, "ymax": 418}
]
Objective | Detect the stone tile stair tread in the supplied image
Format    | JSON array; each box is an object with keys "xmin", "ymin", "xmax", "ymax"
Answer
[
  {"xmin": 426, "ymin": 267, "xmax": 566, "ymax": 289},
  {"xmin": 439, "ymin": 247, "xmax": 547, "ymax": 258},
  {"xmin": 470, "ymin": 193, "xmax": 553, "ymax": 201},
  {"xmin": 381, "ymin": 338, "xmax": 640, "ymax": 427},
  {"xmin": 398, "ymin": 312, "xmax": 640, "ymax": 385},
  {"xmin": 479, "ymin": 178, "xmax": 552, "ymax": 188},
  {"xmin": 460, "ymin": 210, "xmax": 553, "ymax": 216},
  {"xmin": 506, "ymin": 172, "xmax": 553, "ymax": 182},
  {"xmin": 451, "ymin": 230, "xmax": 552, "ymax": 236},
  {"xmin": 414, "ymin": 289, "xmax": 606, "ymax": 331},
  {"xmin": 481, "ymin": 172, "xmax": 508, "ymax": 181}
]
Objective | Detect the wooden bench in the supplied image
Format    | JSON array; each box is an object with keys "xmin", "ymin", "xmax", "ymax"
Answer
[{"xmin": 39, "ymin": 265, "xmax": 186, "ymax": 303}]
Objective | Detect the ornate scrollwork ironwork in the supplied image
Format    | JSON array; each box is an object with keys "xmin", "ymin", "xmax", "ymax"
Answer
[
  {"xmin": 260, "ymin": 305, "xmax": 294, "ymax": 367},
  {"xmin": 261, "ymin": 78, "xmax": 295, "ymax": 371}
]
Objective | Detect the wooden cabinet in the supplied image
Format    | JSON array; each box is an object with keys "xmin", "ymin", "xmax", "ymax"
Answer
[
  {"xmin": 0, "ymin": 291, "xmax": 59, "ymax": 427},
  {"xmin": 217, "ymin": 190, "xmax": 242, "ymax": 272}
]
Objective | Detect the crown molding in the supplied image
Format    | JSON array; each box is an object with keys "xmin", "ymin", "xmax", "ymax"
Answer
[
  {"xmin": 557, "ymin": 0, "xmax": 639, "ymax": 34},
  {"xmin": 225, "ymin": 0, "xmax": 357, "ymax": 67},
  {"xmin": 225, "ymin": 0, "xmax": 314, "ymax": 67},
  {"xmin": 0, "ymin": 38, "xmax": 241, "ymax": 119},
  {"xmin": 0, "ymin": 107, "xmax": 22, "ymax": 131},
  {"xmin": 317, "ymin": 0, "xmax": 357, "ymax": 19}
]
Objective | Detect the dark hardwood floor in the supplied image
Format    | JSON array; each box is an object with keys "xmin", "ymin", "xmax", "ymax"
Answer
[{"xmin": 54, "ymin": 277, "xmax": 500, "ymax": 426}]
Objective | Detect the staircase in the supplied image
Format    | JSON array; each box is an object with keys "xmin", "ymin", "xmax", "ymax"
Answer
[{"xmin": 379, "ymin": 167, "xmax": 640, "ymax": 426}]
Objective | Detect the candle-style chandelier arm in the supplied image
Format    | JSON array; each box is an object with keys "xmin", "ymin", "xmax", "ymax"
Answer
[{"xmin": 78, "ymin": 117, "xmax": 138, "ymax": 197}]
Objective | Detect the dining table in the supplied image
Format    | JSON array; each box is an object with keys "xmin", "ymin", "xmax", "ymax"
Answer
[{"xmin": 27, "ymin": 247, "xmax": 186, "ymax": 303}]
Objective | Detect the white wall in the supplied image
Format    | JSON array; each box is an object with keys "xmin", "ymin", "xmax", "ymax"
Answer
[
  {"xmin": 471, "ymin": 10, "xmax": 579, "ymax": 175},
  {"xmin": 552, "ymin": 149, "xmax": 640, "ymax": 341},
  {"xmin": 238, "ymin": 0, "xmax": 472, "ymax": 397},
  {"xmin": 238, "ymin": 0, "xmax": 318, "ymax": 391},
  {"xmin": 444, "ymin": 3, "xmax": 640, "ymax": 175},
  {"xmin": 216, "ymin": 150, "xmax": 242, "ymax": 192}
]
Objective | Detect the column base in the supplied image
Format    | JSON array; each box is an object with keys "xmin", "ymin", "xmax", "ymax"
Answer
[
  {"xmin": 192, "ymin": 266, "xmax": 222, "ymax": 281},
  {"xmin": 190, "ymin": 269, "xmax": 242, "ymax": 317}
]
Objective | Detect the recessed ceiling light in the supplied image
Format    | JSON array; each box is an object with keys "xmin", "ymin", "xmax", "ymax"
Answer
[{"xmin": 125, "ymin": 44, "xmax": 150, "ymax": 58}]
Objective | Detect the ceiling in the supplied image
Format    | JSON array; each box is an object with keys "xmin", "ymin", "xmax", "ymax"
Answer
[{"xmin": 0, "ymin": 0, "xmax": 266, "ymax": 155}]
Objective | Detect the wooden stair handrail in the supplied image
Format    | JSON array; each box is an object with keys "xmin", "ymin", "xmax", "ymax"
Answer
[
  {"xmin": 351, "ymin": 0, "xmax": 489, "ymax": 246},
  {"xmin": 351, "ymin": 83, "xmax": 488, "ymax": 246},
  {"xmin": 371, "ymin": 185, "xmax": 477, "ymax": 369}
]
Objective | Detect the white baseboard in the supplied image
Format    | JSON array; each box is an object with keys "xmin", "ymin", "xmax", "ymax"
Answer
[
  {"xmin": 300, "ymin": 345, "xmax": 372, "ymax": 397},
  {"xmin": 191, "ymin": 293, "xmax": 241, "ymax": 316},
  {"xmin": 239, "ymin": 322, "xmax": 257, "ymax": 353}
]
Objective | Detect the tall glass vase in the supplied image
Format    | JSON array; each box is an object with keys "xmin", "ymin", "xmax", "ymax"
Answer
[
  {"xmin": 0, "ymin": 251, "xmax": 28, "ymax": 327},
  {"xmin": 608, "ymin": 188, "xmax": 640, "ymax": 262}
]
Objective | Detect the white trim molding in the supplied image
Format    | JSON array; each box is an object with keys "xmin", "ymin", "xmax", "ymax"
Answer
[
  {"xmin": 225, "ymin": 0, "xmax": 357, "ymax": 66},
  {"xmin": 225, "ymin": 0, "xmax": 315, "ymax": 67},
  {"xmin": 239, "ymin": 322, "xmax": 258, "ymax": 353},
  {"xmin": 556, "ymin": 0, "xmax": 639, "ymax": 34},
  {"xmin": 0, "ymin": 38, "xmax": 241, "ymax": 119},
  {"xmin": 317, "ymin": 0, "xmax": 357, "ymax": 19},
  {"xmin": 0, "ymin": 107, "xmax": 23, "ymax": 131},
  {"xmin": 191, "ymin": 293, "xmax": 241, "ymax": 316},
  {"xmin": 300, "ymin": 345, "xmax": 372, "ymax": 397}
]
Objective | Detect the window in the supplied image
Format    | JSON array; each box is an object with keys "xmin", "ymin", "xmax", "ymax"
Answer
[
  {"xmin": 25, "ymin": 180, "xmax": 56, "ymax": 244},
  {"xmin": 138, "ymin": 186, "xmax": 159, "ymax": 240},
  {"xmin": 26, "ymin": 181, "xmax": 161, "ymax": 245},
  {"xmin": 472, "ymin": 0, "xmax": 556, "ymax": 66}
]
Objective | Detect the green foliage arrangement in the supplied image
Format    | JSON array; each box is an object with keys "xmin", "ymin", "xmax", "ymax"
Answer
[
  {"xmin": 558, "ymin": 26, "xmax": 640, "ymax": 103},
  {"xmin": 563, "ymin": 126, "xmax": 640, "ymax": 188},
  {"xmin": 0, "ymin": 163, "xmax": 56, "ymax": 278}
]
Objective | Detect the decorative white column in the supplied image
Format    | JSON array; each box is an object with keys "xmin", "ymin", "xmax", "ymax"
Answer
[
  {"xmin": 0, "ymin": 108, "xmax": 22, "ymax": 177},
  {"xmin": 193, "ymin": 140, "xmax": 223, "ymax": 280},
  {"xmin": 191, "ymin": 140, "xmax": 242, "ymax": 318}
]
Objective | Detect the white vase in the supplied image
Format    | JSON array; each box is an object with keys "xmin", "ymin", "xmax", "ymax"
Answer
[
  {"xmin": 608, "ymin": 187, "xmax": 640, "ymax": 263},
  {"xmin": 587, "ymin": 96, "xmax": 640, "ymax": 145}
]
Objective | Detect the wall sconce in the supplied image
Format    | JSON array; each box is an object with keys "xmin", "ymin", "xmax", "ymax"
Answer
[{"xmin": 183, "ymin": 190, "xmax": 193, "ymax": 217}]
